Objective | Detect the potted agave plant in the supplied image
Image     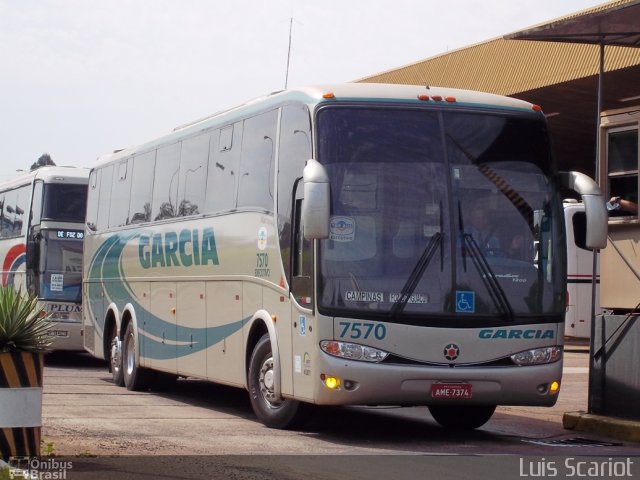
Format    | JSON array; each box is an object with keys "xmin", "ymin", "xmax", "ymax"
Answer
[{"xmin": 0, "ymin": 286, "xmax": 53, "ymax": 459}]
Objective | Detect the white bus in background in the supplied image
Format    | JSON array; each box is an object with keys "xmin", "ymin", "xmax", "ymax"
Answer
[
  {"xmin": 83, "ymin": 84, "xmax": 607, "ymax": 430},
  {"xmin": 563, "ymin": 200, "xmax": 601, "ymax": 340},
  {"xmin": 0, "ymin": 167, "xmax": 89, "ymax": 350}
]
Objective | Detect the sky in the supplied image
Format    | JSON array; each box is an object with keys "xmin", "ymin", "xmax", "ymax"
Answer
[{"xmin": 0, "ymin": 0, "xmax": 607, "ymax": 181}]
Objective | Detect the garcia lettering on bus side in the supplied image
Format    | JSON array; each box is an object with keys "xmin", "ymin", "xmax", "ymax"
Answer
[
  {"xmin": 138, "ymin": 227, "xmax": 219, "ymax": 269},
  {"xmin": 478, "ymin": 329, "xmax": 555, "ymax": 339}
]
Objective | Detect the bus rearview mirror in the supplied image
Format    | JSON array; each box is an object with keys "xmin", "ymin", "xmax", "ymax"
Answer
[
  {"xmin": 302, "ymin": 159, "xmax": 330, "ymax": 240},
  {"xmin": 558, "ymin": 171, "xmax": 607, "ymax": 250}
]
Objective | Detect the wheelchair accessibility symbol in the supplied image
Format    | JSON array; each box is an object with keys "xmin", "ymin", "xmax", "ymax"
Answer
[{"xmin": 456, "ymin": 291, "xmax": 475, "ymax": 313}]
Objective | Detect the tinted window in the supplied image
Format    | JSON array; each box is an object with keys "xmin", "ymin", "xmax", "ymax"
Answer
[
  {"xmin": 86, "ymin": 170, "xmax": 99, "ymax": 228},
  {"xmin": 151, "ymin": 143, "xmax": 182, "ymax": 221},
  {"xmin": 96, "ymin": 165, "xmax": 114, "ymax": 230},
  {"xmin": 237, "ymin": 110, "xmax": 278, "ymax": 211},
  {"xmin": 31, "ymin": 181, "xmax": 43, "ymax": 225},
  {"xmin": 444, "ymin": 112, "xmax": 552, "ymax": 173},
  {"xmin": 42, "ymin": 183, "xmax": 88, "ymax": 223},
  {"xmin": 109, "ymin": 159, "xmax": 132, "ymax": 227},
  {"xmin": 178, "ymin": 133, "xmax": 210, "ymax": 217},
  {"xmin": 129, "ymin": 151, "xmax": 156, "ymax": 224},
  {"xmin": 205, "ymin": 123, "xmax": 242, "ymax": 213},
  {"xmin": 277, "ymin": 105, "xmax": 311, "ymax": 285},
  {"xmin": 607, "ymin": 128, "xmax": 638, "ymax": 212},
  {"xmin": 13, "ymin": 186, "xmax": 28, "ymax": 234},
  {"xmin": 1, "ymin": 189, "xmax": 16, "ymax": 236},
  {"xmin": 572, "ymin": 211, "xmax": 588, "ymax": 251}
]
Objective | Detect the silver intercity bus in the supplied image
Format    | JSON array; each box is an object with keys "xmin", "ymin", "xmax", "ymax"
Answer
[{"xmin": 83, "ymin": 84, "xmax": 607, "ymax": 429}]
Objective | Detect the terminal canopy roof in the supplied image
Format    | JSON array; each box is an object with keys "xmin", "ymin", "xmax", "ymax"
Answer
[{"xmin": 506, "ymin": 0, "xmax": 640, "ymax": 47}]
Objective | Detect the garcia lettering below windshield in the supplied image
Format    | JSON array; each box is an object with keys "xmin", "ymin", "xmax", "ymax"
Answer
[{"xmin": 315, "ymin": 105, "xmax": 565, "ymax": 326}]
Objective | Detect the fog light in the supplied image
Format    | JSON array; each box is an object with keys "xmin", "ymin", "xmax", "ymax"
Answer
[
  {"xmin": 549, "ymin": 381, "xmax": 560, "ymax": 394},
  {"xmin": 321, "ymin": 374, "xmax": 341, "ymax": 390}
]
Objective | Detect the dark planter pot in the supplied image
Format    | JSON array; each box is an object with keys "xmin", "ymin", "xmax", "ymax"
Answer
[{"xmin": 0, "ymin": 351, "xmax": 44, "ymax": 459}]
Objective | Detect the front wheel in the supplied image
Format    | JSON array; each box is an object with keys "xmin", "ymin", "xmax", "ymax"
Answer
[
  {"xmin": 248, "ymin": 334, "xmax": 308, "ymax": 429},
  {"xmin": 428, "ymin": 405, "xmax": 496, "ymax": 430}
]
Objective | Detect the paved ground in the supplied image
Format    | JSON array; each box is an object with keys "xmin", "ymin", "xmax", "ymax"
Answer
[
  {"xmin": 38, "ymin": 345, "xmax": 640, "ymax": 457},
  {"xmin": 2, "ymin": 345, "xmax": 638, "ymax": 479}
]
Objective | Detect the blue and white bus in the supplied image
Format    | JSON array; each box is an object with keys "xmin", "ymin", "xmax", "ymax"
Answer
[{"xmin": 83, "ymin": 84, "xmax": 607, "ymax": 429}]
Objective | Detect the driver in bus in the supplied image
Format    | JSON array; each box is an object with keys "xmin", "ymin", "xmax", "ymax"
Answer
[{"xmin": 467, "ymin": 206, "xmax": 501, "ymax": 254}]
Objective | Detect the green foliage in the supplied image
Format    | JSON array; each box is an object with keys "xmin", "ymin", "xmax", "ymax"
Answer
[
  {"xmin": 30, "ymin": 153, "xmax": 56, "ymax": 172},
  {"xmin": 0, "ymin": 464, "xmax": 10, "ymax": 480},
  {"xmin": 0, "ymin": 287, "xmax": 53, "ymax": 352},
  {"xmin": 41, "ymin": 438, "xmax": 56, "ymax": 457}
]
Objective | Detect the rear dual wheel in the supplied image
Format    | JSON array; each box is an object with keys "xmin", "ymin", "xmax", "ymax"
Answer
[
  {"xmin": 108, "ymin": 326, "xmax": 124, "ymax": 386},
  {"xmin": 123, "ymin": 322, "xmax": 151, "ymax": 391}
]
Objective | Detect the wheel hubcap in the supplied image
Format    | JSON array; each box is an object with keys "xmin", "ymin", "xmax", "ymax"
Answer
[
  {"xmin": 126, "ymin": 333, "xmax": 135, "ymax": 375},
  {"xmin": 111, "ymin": 336, "xmax": 122, "ymax": 373},
  {"xmin": 258, "ymin": 356, "xmax": 281, "ymax": 408}
]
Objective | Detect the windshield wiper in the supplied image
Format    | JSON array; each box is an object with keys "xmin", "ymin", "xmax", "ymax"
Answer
[
  {"xmin": 462, "ymin": 233, "xmax": 515, "ymax": 322},
  {"xmin": 389, "ymin": 232, "xmax": 442, "ymax": 318}
]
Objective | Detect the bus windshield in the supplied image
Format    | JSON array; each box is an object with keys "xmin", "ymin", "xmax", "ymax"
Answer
[
  {"xmin": 38, "ymin": 229, "xmax": 84, "ymax": 302},
  {"xmin": 42, "ymin": 183, "xmax": 88, "ymax": 223},
  {"xmin": 316, "ymin": 106, "xmax": 565, "ymax": 325}
]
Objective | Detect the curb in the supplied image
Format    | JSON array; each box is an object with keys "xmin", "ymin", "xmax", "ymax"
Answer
[{"xmin": 563, "ymin": 411, "xmax": 640, "ymax": 443}]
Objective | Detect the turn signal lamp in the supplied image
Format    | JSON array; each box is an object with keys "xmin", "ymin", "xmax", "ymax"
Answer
[
  {"xmin": 549, "ymin": 381, "xmax": 560, "ymax": 394},
  {"xmin": 323, "ymin": 92, "xmax": 335, "ymax": 99},
  {"xmin": 321, "ymin": 374, "xmax": 341, "ymax": 389}
]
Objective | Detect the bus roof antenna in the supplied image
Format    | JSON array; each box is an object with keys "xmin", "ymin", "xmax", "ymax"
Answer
[{"xmin": 284, "ymin": 17, "xmax": 293, "ymax": 89}]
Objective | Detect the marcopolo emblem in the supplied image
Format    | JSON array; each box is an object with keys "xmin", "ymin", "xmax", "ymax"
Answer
[{"xmin": 444, "ymin": 343, "xmax": 460, "ymax": 361}]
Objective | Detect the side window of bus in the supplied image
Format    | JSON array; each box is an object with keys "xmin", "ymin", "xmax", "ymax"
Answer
[
  {"xmin": 0, "ymin": 195, "xmax": 5, "ymax": 237},
  {"xmin": 109, "ymin": 159, "xmax": 132, "ymax": 227},
  {"xmin": 205, "ymin": 123, "xmax": 242, "ymax": 213},
  {"xmin": 96, "ymin": 165, "xmax": 114, "ymax": 231},
  {"xmin": 177, "ymin": 133, "xmax": 210, "ymax": 217},
  {"xmin": 13, "ymin": 186, "xmax": 28, "ymax": 234},
  {"xmin": 129, "ymin": 151, "xmax": 156, "ymax": 224},
  {"xmin": 2, "ymin": 189, "xmax": 17, "ymax": 237},
  {"xmin": 31, "ymin": 181, "xmax": 43, "ymax": 226},
  {"xmin": 277, "ymin": 104, "xmax": 312, "ymax": 288},
  {"xmin": 0, "ymin": 194, "xmax": 9, "ymax": 237},
  {"xmin": 151, "ymin": 142, "xmax": 182, "ymax": 221},
  {"xmin": 572, "ymin": 211, "xmax": 588, "ymax": 251},
  {"xmin": 237, "ymin": 109, "xmax": 279, "ymax": 211},
  {"xmin": 87, "ymin": 170, "xmax": 100, "ymax": 230}
]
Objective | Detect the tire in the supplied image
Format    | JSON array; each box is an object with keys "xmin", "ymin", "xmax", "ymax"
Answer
[
  {"xmin": 123, "ymin": 322, "xmax": 151, "ymax": 391},
  {"xmin": 248, "ymin": 334, "xmax": 308, "ymax": 429},
  {"xmin": 428, "ymin": 405, "xmax": 496, "ymax": 430},
  {"xmin": 107, "ymin": 325, "xmax": 124, "ymax": 386}
]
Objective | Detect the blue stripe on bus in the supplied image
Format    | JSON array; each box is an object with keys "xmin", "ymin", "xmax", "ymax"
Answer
[{"xmin": 88, "ymin": 232, "xmax": 246, "ymax": 360}]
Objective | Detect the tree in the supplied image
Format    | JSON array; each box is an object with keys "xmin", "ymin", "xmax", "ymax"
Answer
[{"xmin": 30, "ymin": 153, "xmax": 56, "ymax": 171}]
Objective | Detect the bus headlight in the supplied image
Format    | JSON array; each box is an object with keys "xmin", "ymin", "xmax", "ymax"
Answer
[
  {"xmin": 320, "ymin": 340, "xmax": 389, "ymax": 363},
  {"xmin": 511, "ymin": 346, "xmax": 562, "ymax": 366}
]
